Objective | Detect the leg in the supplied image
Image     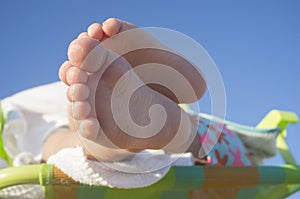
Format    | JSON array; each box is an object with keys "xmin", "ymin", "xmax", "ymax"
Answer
[{"xmin": 42, "ymin": 128, "xmax": 81, "ymax": 161}]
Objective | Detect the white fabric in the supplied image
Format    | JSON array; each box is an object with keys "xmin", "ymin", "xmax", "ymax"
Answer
[
  {"xmin": 13, "ymin": 152, "xmax": 40, "ymax": 167},
  {"xmin": 48, "ymin": 147, "xmax": 194, "ymax": 188},
  {"xmin": 1, "ymin": 82, "xmax": 69, "ymax": 159},
  {"xmin": 0, "ymin": 82, "xmax": 67, "ymax": 199},
  {"xmin": 0, "ymin": 158, "xmax": 8, "ymax": 169}
]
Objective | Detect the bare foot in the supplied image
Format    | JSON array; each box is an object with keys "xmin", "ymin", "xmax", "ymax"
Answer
[
  {"xmin": 85, "ymin": 18, "xmax": 206, "ymax": 104},
  {"xmin": 59, "ymin": 37, "xmax": 197, "ymax": 161}
]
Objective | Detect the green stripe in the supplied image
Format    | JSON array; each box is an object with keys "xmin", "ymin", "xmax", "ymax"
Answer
[
  {"xmin": 236, "ymin": 187, "xmax": 260, "ymax": 199},
  {"xmin": 63, "ymin": 166, "xmax": 204, "ymax": 199},
  {"xmin": 77, "ymin": 185, "xmax": 106, "ymax": 199},
  {"xmin": 284, "ymin": 165, "xmax": 300, "ymax": 184},
  {"xmin": 105, "ymin": 188, "xmax": 161, "ymax": 199},
  {"xmin": 45, "ymin": 185, "xmax": 55, "ymax": 199},
  {"xmin": 103, "ymin": 167, "xmax": 176, "ymax": 199},
  {"xmin": 159, "ymin": 190, "xmax": 188, "ymax": 199},
  {"xmin": 258, "ymin": 166, "xmax": 285, "ymax": 185},
  {"xmin": 151, "ymin": 167, "xmax": 176, "ymax": 189},
  {"xmin": 173, "ymin": 166, "xmax": 204, "ymax": 190},
  {"xmin": 39, "ymin": 164, "xmax": 54, "ymax": 185}
]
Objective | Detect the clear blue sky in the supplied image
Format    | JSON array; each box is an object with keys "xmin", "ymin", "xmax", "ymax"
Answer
[{"xmin": 0, "ymin": 0, "xmax": 299, "ymax": 194}]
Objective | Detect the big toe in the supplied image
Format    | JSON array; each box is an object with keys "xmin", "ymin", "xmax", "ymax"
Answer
[
  {"xmin": 68, "ymin": 38, "xmax": 99, "ymax": 66},
  {"xmin": 68, "ymin": 37, "xmax": 110, "ymax": 73}
]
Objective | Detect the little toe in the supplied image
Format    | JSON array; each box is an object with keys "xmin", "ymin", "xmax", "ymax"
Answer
[{"xmin": 78, "ymin": 118, "xmax": 100, "ymax": 140}]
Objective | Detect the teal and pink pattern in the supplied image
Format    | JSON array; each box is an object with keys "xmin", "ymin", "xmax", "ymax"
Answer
[{"xmin": 190, "ymin": 114, "xmax": 252, "ymax": 166}]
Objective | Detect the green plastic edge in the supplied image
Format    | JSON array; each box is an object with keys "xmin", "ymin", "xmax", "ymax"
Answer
[
  {"xmin": 39, "ymin": 163, "xmax": 54, "ymax": 185},
  {"xmin": 257, "ymin": 110, "xmax": 298, "ymax": 165},
  {"xmin": 41, "ymin": 164, "xmax": 55, "ymax": 199},
  {"xmin": 255, "ymin": 165, "xmax": 300, "ymax": 199},
  {"xmin": 255, "ymin": 110, "xmax": 299, "ymax": 199},
  {"xmin": 0, "ymin": 164, "xmax": 52, "ymax": 189},
  {"xmin": 0, "ymin": 101, "xmax": 12, "ymax": 165}
]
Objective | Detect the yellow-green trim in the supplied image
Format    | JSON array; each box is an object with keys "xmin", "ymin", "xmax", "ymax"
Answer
[
  {"xmin": 0, "ymin": 101, "xmax": 12, "ymax": 165},
  {"xmin": 0, "ymin": 164, "xmax": 53, "ymax": 189},
  {"xmin": 257, "ymin": 110, "xmax": 298, "ymax": 165},
  {"xmin": 256, "ymin": 110, "xmax": 298, "ymax": 131}
]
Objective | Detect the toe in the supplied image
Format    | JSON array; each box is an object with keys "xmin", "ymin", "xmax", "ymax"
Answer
[
  {"xmin": 102, "ymin": 18, "xmax": 137, "ymax": 36},
  {"xmin": 72, "ymin": 101, "xmax": 91, "ymax": 120},
  {"xmin": 87, "ymin": 23, "xmax": 104, "ymax": 41},
  {"xmin": 68, "ymin": 102, "xmax": 99, "ymax": 141},
  {"xmin": 78, "ymin": 118, "xmax": 100, "ymax": 140},
  {"xmin": 68, "ymin": 37, "xmax": 108, "ymax": 73},
  {"xmin": 66, "ymin": 66, "xmax": 88, "ymax": 85},
  {"xmin": 68, "ymin": 38, "xmax": 99, "ymax": 66},
  {"xmin": 59, "ymin": 61, "xmax": 72, "ymax": 85},
  {"xmin": 67, "ymin": 83, "xmax": 90, "ymax": 102},
  {"xmin": 102, "ymin": 18, "xmax": 122, "ymax": 37},
  {"xmin": 78, "ymin": 32, "xmax": 89, "ymax": 39}
]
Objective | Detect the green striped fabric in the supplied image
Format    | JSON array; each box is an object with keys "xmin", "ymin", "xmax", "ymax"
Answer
[
  {"xmin": 2, "ymin": 164, "xmax": 300, "ymax": 199},
  {"xmin": 41, "ymin": 165, "xmax": 300, "ymax": 199}
]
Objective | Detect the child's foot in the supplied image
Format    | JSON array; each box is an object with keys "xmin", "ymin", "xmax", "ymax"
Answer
[
  {"xmin": 59, "ymin": 37, "xmax": 196, "ymax": 161},
  {"xmin": 85, "ymin": 18, "xmax": 207, "ymax": 104}
]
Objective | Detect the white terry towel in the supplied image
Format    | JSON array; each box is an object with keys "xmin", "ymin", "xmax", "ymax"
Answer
[{"xmin": 48, "ymin": 147, "xmax": 194, "ymax": 188}]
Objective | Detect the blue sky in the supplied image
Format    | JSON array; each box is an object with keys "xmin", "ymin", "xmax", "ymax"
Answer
[{"xmin": 0, "ymin": 0, "xmax": 299, "ymax": 194}]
